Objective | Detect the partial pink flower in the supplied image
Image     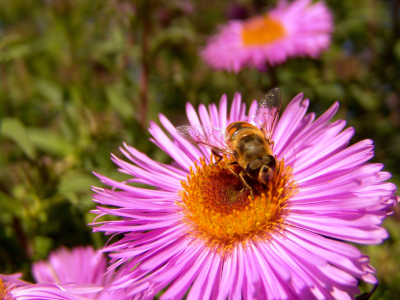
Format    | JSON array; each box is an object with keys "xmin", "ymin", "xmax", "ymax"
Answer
[
  {"xmin": 32, "ymin": 246, "xmax": 130, "ymax": 300},
  {"xmin": 201, "ymin": 0, "xmax": 334, "ymax": 72},
  {"xmin": 90, "ymin": 91, "xmax": 397, "ymax": 299},
  {"xmin": 0, "ymin": 273, "xmax": 101, "ymax": 300}
]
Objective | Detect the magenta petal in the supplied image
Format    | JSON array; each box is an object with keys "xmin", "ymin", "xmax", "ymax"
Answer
[
  {"xmin": 217, "ymin": 248, "xmax": 237, "ymax": 300},
  {"xmin": 218, "ymin": 94, "xmax": 228, "ymax": 129},
  {"xmin": 229, "ymin": 93, "xmax": 241, "ymax": 122},
  {"xmin": 160, "ymin": 248, "xmax": 208, "ymax": 299},
  {"xmin": 187, "ymin": 251, "xmax": 216, "ymax": 299},
  {"xmin": 209, "ymin": 103, "xmax": 220, "ymax": 127},
  {"xmin": 199, "ymin": 103, "xmax": 213, "ymax": 127}
]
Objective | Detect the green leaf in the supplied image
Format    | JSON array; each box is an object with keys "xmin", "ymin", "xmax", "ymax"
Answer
[
  {"xmin": 0, "ymin": 190, "xmax": 23, "ymax": 216},
  {"xmin": 27, "ymin": 127, "xmax": 73, "ymax": 156},
  {"xmin": 35, "ymin": 79, "xmax": 63, "ymax": 108},
  {"xmin": 0, "ymin": 34, "xmax": 32, "ymax": 62},
  {"xmin": 58, "ymin": 171, "xmax": 98, "ymax": 194},
  {"xmin": 394, "ymin": 39, "xmax": 400, "ymax": 62},
  {"xmin": 349, "ymin": 85, "xmax": 379, "ymax": 112},
  {"xmin": 150, "ymin": 27, "xmax": 196, "ymax": 55},
  {"xmin": 33, "ymin": 236, "xmax": 53, "ymax": 260},
  {"xmin": 314, "ymin": 84, "xmax": 345, "ymax": 102},
  {"xmin": 0, "ymin": 117, "xmax": 38, "ymax": 159},
  {"xmin": 106, "ymin": 86, "xmax": 134, "ymax": 120}
]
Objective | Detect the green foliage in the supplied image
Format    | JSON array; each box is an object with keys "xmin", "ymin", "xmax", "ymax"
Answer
[
  {"xmin": 0, "ymin": 0, "xmax": 399, "ymax": 298},
  {"xmin": 1, "ymin": 117, "xmax": 37, "ymax": 159}
]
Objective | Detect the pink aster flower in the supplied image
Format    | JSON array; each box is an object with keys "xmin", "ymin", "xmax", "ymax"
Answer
[
  {"xmin": 201, "ymin": 0, "xmax": 333, "ymax": 72},
  {"xmin": 91, "ymin": 91, "xmax": 397, "ymax": 299},
  {"xmin": 0, "ymin": 273, "xmax": 101, "ymax": 300},
  {"xmin": 32, "ymin": 246, "xmax": 130, "ymax": 300}
]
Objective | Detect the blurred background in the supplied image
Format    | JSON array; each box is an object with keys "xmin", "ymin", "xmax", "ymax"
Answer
[{"xmin": 0, "ymin": 0, "xmax": 399, "ymax": 298}]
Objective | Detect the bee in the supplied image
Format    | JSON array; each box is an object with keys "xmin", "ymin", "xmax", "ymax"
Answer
[{"xmin": 176, "ymin": 87, "xmax": 282, "ymax": 199}]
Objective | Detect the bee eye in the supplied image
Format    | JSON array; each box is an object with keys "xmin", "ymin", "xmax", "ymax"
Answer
[
  {"xmin": 262, "ymin": 155, "xmax": 276, "ymax": 170},
  {"xmin": 246, "ymin": 159, "xmax": 262, "ymax": 179},
  {"xmin": 250, "ymin": 159, "xmax": 262, "ymax": 170}
]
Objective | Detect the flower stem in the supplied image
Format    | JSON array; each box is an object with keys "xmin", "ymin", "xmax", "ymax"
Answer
[
  {"xmin": 139, "ymin": 4, "xmax": 151, "ymax": 128},
  {"xmin": 269, "ymin": 65, "xmax": 278, "ymax": 88},
  {"xmin": 13, "ymin": 216, "xmax": 32, "ymax": 259}
]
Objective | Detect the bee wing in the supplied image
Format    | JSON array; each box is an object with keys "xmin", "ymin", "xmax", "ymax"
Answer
[
  {"xmin": 176, "ymin": 125, "xmax": 235, "ymax": 156},
  {"xmin": 250, "ymin": 87, "xmax": 282, "ymax": 142}
]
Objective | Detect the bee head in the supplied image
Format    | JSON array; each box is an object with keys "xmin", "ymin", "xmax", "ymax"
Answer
[
  {"xmin": 258, "ymin": 155, "xmax": 276, "ymax": 185},
  {"xmin": 258, "ymin": 165, "xmax": 274, "ymax": 185},
  {"xmin": 245, "ymin": 155, "xmax": 276, "ymax": 184}
]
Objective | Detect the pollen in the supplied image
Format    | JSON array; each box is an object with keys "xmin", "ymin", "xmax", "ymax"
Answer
[
  {"xmin": 178, "ymin": 155, "xmax": 296, "ymax": 252},
  {"xmin": 241, "ymin": 15, "xmax": 286, "ymax": 46},
  {"xmin": 0, "ymin": 279, "xmax": 14, "ymax": 300}
]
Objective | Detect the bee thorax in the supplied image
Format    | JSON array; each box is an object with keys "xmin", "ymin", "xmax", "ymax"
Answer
[{"xmin": 236, "ymin": 135, "xmax": 270, "ymax": 166}]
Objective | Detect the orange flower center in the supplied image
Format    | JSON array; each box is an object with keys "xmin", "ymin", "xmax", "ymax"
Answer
[
  {"xmin": 0, "ymin": 279, "xmax": 14, "ymax": 300},
  {"xmin": 241, "ymin": 15, "xmax": 286, "ymax": 46},
  {"xmin": 178, "ymin": 155, "xmax": 296, "ymax": 252}
]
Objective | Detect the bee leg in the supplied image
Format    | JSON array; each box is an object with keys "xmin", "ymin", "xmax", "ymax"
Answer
[
  {"xmin": 225, "ymin": 161, "xmax": 246, "ymax": 186},
  {"xmin": 226, "ymin": 161, "xmax": 239, "ymax": 171},
  {"xmin": 225, "ymin": 163, "xmax": 239, "ymax": 177},
  {"xmin": 224, "ymin": 163, "xmax": 254, "ymax": 199},
  {"xmin": 238, "ymin": 170, "xmax": 254, "ymax": 200},
  {"xmin": 274, "ymin": 155, "xmax": 280, "ymax": 174},
  {"xmin": 211, "ymin": 150, "xmax": 223, "ymax": 166}
]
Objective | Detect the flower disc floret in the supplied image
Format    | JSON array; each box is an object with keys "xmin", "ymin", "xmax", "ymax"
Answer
[
  {"xmin": 241, "ymin": 16, "xmax": 286, "ymax": 46},
  {"xmin": 179, "ymin": 155, "xmax": 295, "ymax": 251}
]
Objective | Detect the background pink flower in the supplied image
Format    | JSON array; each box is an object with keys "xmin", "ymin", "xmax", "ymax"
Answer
[
  {"xmin": 0, "ymin": 273, "xmax": 101, "ymax": 300},
  {"xmin": 201, "ymin": 0, "xmax": 333, "ymax": 72},
  {"xmin": 32, "ymin": 246, "xmax": 130, "ymax": 300}
]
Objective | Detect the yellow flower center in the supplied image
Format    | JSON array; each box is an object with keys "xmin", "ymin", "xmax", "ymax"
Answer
[
  {"xmin": 241, "ymin": 15, "xmax": 286, "ymax": 46},
  {"xmin": 0, "ymin": 279, "xmax": 14, "ymax": 300},
  {"xmin": 178, "ymin": 155, "xmax": 296, "ymax": 252}
]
